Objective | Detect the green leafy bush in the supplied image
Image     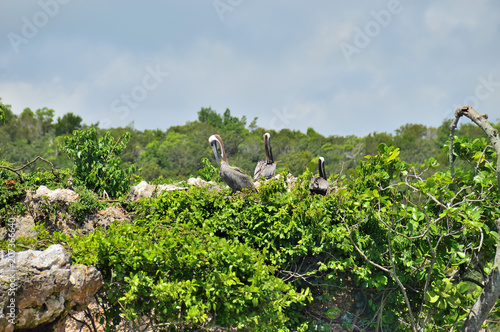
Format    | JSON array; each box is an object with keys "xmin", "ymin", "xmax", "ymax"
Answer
[
  {"xmin": 68, "ymin": 187, "xmax": 101, "ymax": 223},
  {"xmin": 60, "ymin": 127, "xmax": 135, "ymax": 198},
  {"xmin": 198, "ymin": 157, "xmax": 221, "ymax": 182},
  {"xmin": 69, "ymin": 221, "xmax": 310, "ymax": 331}
]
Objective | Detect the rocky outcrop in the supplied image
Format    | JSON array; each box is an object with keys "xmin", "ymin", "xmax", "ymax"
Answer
[
  {"xmin": 84, "ymin": 205, "xmax": 130, "ymax": 233},
  {"xmin": 0, "ymin": 244, "xmax": 103, "ymax": 332},
  {"xmin": 17, "ymin": 186, "xmax": 130, "ymax": 238},
  {"xmin": 23, "ymin": 186, "xmax": 80, "ymax": 235},
  {"xmin": 31, "ymin": 186, "xmax": 79, "ymax": 204}
]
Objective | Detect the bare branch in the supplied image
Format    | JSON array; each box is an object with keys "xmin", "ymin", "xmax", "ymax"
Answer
[{"xmin": 0, "ymin": 156, "xmax": 59, "ymax": 181}]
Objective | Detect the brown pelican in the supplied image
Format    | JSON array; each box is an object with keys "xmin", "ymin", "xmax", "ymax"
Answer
[
  {"xmin": 309, "ymin": 157, "xmax": 329, "ymax": 196},
  {"xmin": 253, "ymin": 132, "xmax": 276, "ymax": 181},
  {"xmin": 209, "ymin": 134, "xmax": 255, "ymax": 192}
]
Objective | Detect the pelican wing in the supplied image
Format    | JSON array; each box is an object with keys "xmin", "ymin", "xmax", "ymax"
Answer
[
  {"xmin": 309, "ymin": 177, "xmax": 329, "ymax": 196},
  {"xmin": 254, "ymin": 161, "xmax": 276, "ymax": 181},
  {"xmin": 220, "ymin": 163, "xmax": 255, "ymax": 192},
  {"xmin": 253, "ymin": 160, "xmax": 266, "ymax": 180}
]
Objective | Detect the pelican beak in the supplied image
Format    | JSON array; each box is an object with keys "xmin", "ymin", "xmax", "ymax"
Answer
[{"xmin": 210, "ymin": 140, "xmax": 220, "ymax": 164}]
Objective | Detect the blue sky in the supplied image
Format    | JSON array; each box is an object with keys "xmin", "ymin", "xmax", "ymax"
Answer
[{"xmin": 1, "ymin": 0, "xmax": 499, "ymax": 136}]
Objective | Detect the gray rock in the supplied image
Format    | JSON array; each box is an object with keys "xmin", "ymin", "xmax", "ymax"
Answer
[
  {"xmin": 127, "ymin": 180, "xmax": 188, "ymax": 201},
  {"xmin": 187, "ymin": 177, "xmax": 220, "ymax": 191},
  {"xmin": 24, "ymin": 186, "xmax": 79, "ymax": 230},
  {"xmin": 34, "ymin": 186, "xmax": 79, "ymax": 203},
  {"xmin": 0, "ymin": 244, "xmax": 103, "ymax": 332},
  {"xmin": 156, "ymin": 183, "xmax": 188, "ymax": 194},
  {"xmin": 127, "ymin": 180, "xmax": 157, "ymax": 200},
  {"xmin": 10, "ymin": 214, "xmax": 37, "ymax": 240},
  {"xmin": 81, "ymin": 205, "xmax": 130, "ymax": 235}
]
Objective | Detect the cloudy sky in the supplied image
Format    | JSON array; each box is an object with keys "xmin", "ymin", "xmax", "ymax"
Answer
[{"xmin": 1, "ymin": 1, "xmax": 499, "ymax": 137}]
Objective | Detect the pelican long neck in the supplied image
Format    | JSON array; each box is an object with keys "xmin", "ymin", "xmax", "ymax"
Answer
[
  {"xmin": 264, "ymin": 135, "xmax": 273, "ymax": 163},
  {"xmin": 319, "ymin": 158, "xmax": 326, "ymax": 180},
  {"xmin": 217, "ymin": 135, "xmax": 229, "ymax": 164}
]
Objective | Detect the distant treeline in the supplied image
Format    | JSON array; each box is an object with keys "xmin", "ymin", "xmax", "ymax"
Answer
[{"xmin": 0, "ymin": 98, "xmax": 496, "ymax": 180}]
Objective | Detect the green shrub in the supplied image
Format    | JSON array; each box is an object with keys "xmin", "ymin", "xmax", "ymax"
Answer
[
  {"xmin": 68, "ymin": 188, "xmax": 101, "ymax": 223},
  {"xmin": 60, "ymin": 127, "xmax": 135, "ymax": 198},
  {"xmin": 69, "ymin": 221, "xmax": 310, "ymax": 331},
  {"xmin": 198, "ymin": 157, "xmax": 221, "ymax": 182}
]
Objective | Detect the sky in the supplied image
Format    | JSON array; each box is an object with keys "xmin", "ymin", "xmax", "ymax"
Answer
[{"xmin": 1, "ymin": 0, "xmax": 500, "ymax": 137}]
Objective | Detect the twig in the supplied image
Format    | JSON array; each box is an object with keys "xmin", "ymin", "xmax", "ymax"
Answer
[
  {"xmin": 68, "ymin": 312, "xmax": 94, "ymax": 332},
  {"xmin": 461, "ymin": 277, "xmax": 484, "ymax": 289}
]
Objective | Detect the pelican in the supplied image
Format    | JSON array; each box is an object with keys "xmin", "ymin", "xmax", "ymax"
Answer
[
  {"xmin": 309, "ymin": 157, "xmax": 329, "ymax": 196},
  {"xmin": 253, "ymin": 132, "xmax": 276, "ymax": 181},
  {"xmin": 209, "ymin": 134, "xmax": 255, "ymax": 192}
]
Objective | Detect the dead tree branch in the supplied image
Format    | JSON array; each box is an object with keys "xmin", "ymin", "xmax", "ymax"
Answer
[
  {"xmin": 453, "ymin": 106, "xmax": 500, "ymax": 332},
  {"xmin": 0, "ymin": 156, "xmax": 59, "ymax": 182}
]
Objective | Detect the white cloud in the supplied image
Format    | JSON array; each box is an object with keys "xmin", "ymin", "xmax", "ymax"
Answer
[{"xmin": 0, "ymin": 81, "xmax": 89, "ymax": 119}]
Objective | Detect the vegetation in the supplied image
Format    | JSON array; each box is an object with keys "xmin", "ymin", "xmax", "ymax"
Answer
[
  {"xmin": 0, "ymin": 98, "xmax": 494, "ymax": 182},
  {"xmin": 1, "ymin": 96, "xmax": 500, "ymax": 331},
  {"xmin": 60, "ymin": 126, "xmax": 135, "ymax": 198}
]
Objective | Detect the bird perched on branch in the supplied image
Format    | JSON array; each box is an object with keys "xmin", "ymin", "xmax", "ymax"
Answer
[
  {"xmin": 209, "ymin": 134, "xmax": 255, "ymax": 192},
  {"xmin": 253, "ymin": 132, "xmax": 276, "ymax": 181},
  {"xmin": 309, "ymin": 157, "xmax": 329, "ymax": 196}
]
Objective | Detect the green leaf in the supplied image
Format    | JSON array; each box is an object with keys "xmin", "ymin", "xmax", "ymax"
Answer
[
  {"xmin": 386, "ymin": 148, "xmax": 400, "ymax": 162},
  {"xmin": 425, "ymin": 290, "xmax": 439, "ymax": 303},
  {"xmin": 457, "ymin": 282, "xmax": 471, "ymax": 294}
]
